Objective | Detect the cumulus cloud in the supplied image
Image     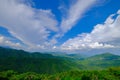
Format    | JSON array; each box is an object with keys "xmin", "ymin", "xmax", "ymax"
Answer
[
  {"xmin": 117, "ymin": 10, "xmax": 120, "ymax": 14},
  {"xmin": 60, "ymin": 0, "xmax": 96, "ymax": 36},
  {"xmin": 0, "ymin": 0, "xmax": 58, "ymax": 49},
  {"xmin": 0, "ymin": 35, "xmax": 22, "ymax": 49},
  {"xmin": 61, "ymin": 10, "xmax": 120, "ymax": 51}
]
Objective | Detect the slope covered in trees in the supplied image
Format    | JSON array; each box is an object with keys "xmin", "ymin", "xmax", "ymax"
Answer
[
  {"xmin": 0, "ymin": 46, "xmax": 120, "ymax": 80},
  {"xmin": 0, "ymin": 47, "xmax": 80, "ymax": 74},
  {"xmin": 79, "ymin": 53, "xmax": 120, "ymax": 70}
]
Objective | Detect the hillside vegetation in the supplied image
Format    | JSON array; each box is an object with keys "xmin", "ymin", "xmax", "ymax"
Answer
[
  {"xmin": 79, "ymin": 53, "xmax": 120, "ymax": 70},
  {"xmin": 0, "ymin": 67, "xmax": 120, "ymax": 80},
  {"xmin": 0, "ymin": 47, "xmax": 120, "ymax": 80},
  {"xmin": 0, "ymin": 47, "xmax": 80, "ymax": 74}
]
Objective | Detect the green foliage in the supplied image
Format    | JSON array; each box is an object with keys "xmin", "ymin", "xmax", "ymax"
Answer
[
  {"xmin": 78, "ymin": 53, "xmax": 120, "ymax": 70},
  {"xmin": 0, "ymin": 70, "xmax": 17, "ymax": 80},
  {"xmin": 0, "ymin": 67, "xmax": 120, "ymax": 80}
]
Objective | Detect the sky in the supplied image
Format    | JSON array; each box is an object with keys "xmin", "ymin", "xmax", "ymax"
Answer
[{"xmin": 0, "ymin": 0, "xmax": 120, "ymax": 55}]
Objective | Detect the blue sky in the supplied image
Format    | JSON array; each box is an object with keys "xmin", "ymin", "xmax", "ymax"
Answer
[{"xmin": 0, "ymin": 0, "xmax": 120, "ymax": 54}]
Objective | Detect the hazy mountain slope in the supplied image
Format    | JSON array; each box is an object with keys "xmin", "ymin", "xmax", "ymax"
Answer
[{"xmin": 79, "ymin": 53, "xmax": 120, "ymax": 70}]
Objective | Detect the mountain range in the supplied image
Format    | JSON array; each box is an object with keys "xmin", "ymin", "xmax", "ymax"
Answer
[{"xmin": 0, "ymin": 47, "xmax": 120, "ymax": 74}]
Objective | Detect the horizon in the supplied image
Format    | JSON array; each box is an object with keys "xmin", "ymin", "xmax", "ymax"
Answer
[
  {"xmin": 0, "ymin": 0, "xmax": 120, "ymax": 55},
  {"xmin": 1, "ymin": 46, "xmax": 120, "ymax": 57}
]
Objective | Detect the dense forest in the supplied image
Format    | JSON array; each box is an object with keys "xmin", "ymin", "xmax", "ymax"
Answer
[
  {"xmin": 0, "ymin": 67, "xmax": 120, "ymax": 80},
  {"xmin": 0, "ymin": 47, "xmax": 80, "ymax": 74},
  {"xmin": 0, "ymin": 47, "xmax": 120, "ymax": 80}
]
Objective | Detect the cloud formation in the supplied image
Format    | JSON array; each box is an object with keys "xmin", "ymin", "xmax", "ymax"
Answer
[
  {"xmin": 0, "ymin": 0, "xmax": 119, "ymax": 54},
  {"xmin": 0, "ymin": 0, "xmax": 58, "ymax": 50},
  {"xmin": 0, "ymin": 0, "xmax": 98, "ymax": 51},
  {"xmin": 0, "ymin": 35, "xmax": 22, "ymax": 49},
  {"xmin": 60, "ymin": 0, "xmax": 96, "ymax": 36},
  {"xmin": 61, "ymin": 10, "xmax": 120, "ymax": 51}
]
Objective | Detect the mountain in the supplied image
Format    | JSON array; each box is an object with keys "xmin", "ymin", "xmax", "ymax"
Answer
[
  {"xmin": 79, "ymin": 53, "xmax": 120, "ymax": 70},
  {"xmin": 50, "ymin": 52, "xmax": 87, "ymax": 60},
  {"xmin": 0, "ymin": 46, "xmax": 120, "ymax": 74},
  {"xmin": 0, "ymin": 47, "xmax": 80, "ymax": 74},
  {"xmin": 65, "ymin": 54, "xmax": 87, "ymax": 60}
]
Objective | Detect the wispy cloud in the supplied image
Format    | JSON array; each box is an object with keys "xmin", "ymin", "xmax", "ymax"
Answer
[{"xmin": 59, "ymin": 0, "xmax": 96, "ymax": 36}]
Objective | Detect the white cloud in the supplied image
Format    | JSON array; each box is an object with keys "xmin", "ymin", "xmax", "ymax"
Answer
[
  {"xmin": 0, "ymin": 0, "xmax": 58, "ymax": 49},
  {"xmin": 117, "ymin": 10, "xmax": 120, "ymax": 14},
  {"xmin": 0, "ymin": 0, "xmax": 119, "ymax": 54},
  {"xmin": 61, "ymin": 38, "xmax": 115, "ymax": 51},
  {"xmin": 61, "ymin": 10, "xmax": 120, "ymax": 51},
  {"xmin": 59, "ymin": 0, "xmax": 96, "ymax": 36},
  {"xmin": 90, "ymin": 13, "xmax": 120, "ymax": 42},
  {"xmin": 0, "ymin": 35, "xmax": 22, "ymax": 49},
  {"xmin": 0, "ymin": 0, "xmax": 97, "ymax": 51}
]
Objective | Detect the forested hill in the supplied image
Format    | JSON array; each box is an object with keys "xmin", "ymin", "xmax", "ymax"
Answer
[
  {"xmin": 0, "ymin": 47, "xmax": 80, "ymax": 74},
  {"xmin": 0, "ymin": 47, "xmax": 120, "ymax": 74},
  {"xmin": 79, "ymin": 53, "xmax": 120, "ymax": 70}
]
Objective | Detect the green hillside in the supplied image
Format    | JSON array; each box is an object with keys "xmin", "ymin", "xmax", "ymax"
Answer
[
  {"xmin": 0, "ymin": 47, "xmax": 120, "ymax": 75},
  {"xmin": 0, "ymin": 47, "xmax": 80, "ymax": 74},
  {"xmin": 79, "ymin": 53, "xmax": 120, "ymax": 70},
  {"xmin": 51, "ymin": 52, "xmax": 86, "ymax": 60}
]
